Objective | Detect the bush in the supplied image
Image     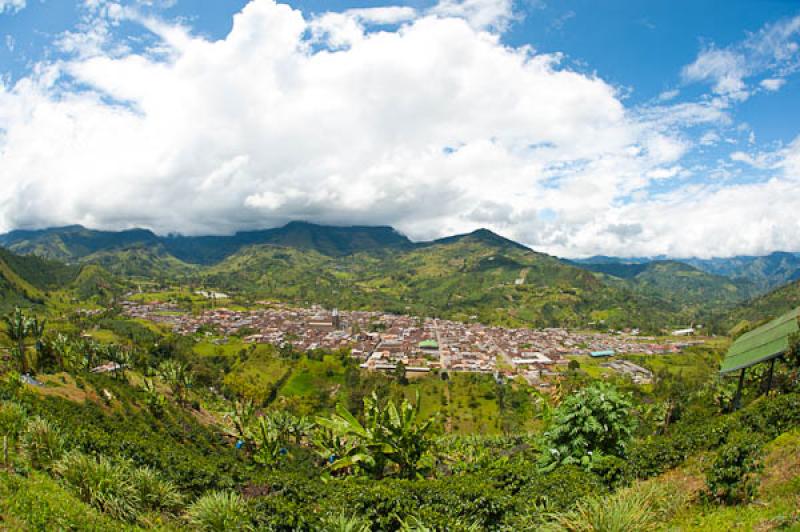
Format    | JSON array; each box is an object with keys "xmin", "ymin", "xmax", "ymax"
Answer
[
  {"xmin": 540, "ymin": 383, "xmax": 636, "ymax": 471},
  {"xmin": 20, "ymin": 417, "xmax": 64, "ymax": 470},
  {"xmin": 186, "ymin": 491, "xmax": 253, "ymax": 531},
  {"xmin": 705, "ymin": 432, "xmax": 764, "ymax": 505},
  {"xmin": 54, "ymin": 451, "xmax": 141, "ymax": 522}
]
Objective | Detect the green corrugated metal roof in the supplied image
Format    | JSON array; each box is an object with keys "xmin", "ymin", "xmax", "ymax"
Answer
[{"xmin": 720, "ymin": 306, "xmax": 800, "ymax": 374}]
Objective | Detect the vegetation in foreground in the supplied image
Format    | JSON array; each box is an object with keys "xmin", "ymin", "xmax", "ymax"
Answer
[{"xmin": 0, "ymin": 304, "xmax": 799, "ymax": 530}]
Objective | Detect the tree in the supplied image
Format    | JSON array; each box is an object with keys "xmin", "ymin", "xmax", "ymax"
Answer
[
  {"xmin": 394, "ymin": 361, "xmax": 409, "ymax": 385},
  {"xmin": 540, "ymin": 382, "xmax": 636, "ymax": 471},
  {"xmin": 29, "ymin": 316, "xmax": 46, "ymax": 371}
]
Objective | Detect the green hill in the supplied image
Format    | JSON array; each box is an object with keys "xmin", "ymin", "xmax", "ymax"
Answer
[
  {"xmin": 202, "ymin": 232, "xmax": 689, "ymax": 331},
  {"xmin": 0, "ymin": 247, "xmax": 120, "ymax": 310},
  {"xmin": 575, "ymin": 260, "xmax": 755, "ymax": 309},
  {"xmin": 724, "ymin": 279, "xmax": 800, "ymax": 331}
]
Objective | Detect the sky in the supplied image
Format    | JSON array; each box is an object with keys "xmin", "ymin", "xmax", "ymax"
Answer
[{"xmin": 0, "ymin": 0, "xmax": 799, "ymax": 259}]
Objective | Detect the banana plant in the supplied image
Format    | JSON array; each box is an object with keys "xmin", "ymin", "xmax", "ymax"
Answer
[
  {"xmin": 252, "ymin": 417, "xmax": 289, "ymax": 466},
  {"xmin": 316, "ymin": 392, "xmax": 436, "ymax": 479},
  {"xmin": 3, "ymin": 307, "xmax": 31, "ymax": 374},
  {"xmin": 226, "ymin": 399, "xmax": 256, "ymax": 442}
]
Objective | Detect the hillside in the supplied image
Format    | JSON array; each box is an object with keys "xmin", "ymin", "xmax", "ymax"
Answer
[
  {"xmin": 202, "ymin": 231, "xmax": 691, "ymax": 331},
  {"xmin": 725, "ymin": 279, "xmax": 800, "ymax": 329},
  {"xmin": 572, "ymin": 259, "xmax": 756, "ymax": 309},
  {"xmin": 0, "ymin": 247, "xmax": 120, "ymax": 310},
  {"xmin": 0, "ymin": 223, "xmax": 741, "ymax": 331}
]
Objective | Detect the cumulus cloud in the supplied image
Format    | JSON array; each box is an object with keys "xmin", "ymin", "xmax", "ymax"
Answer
[
  {"xmin": 0, "ymin": 0, "xmax": 797, "ymax": 259},
  {"xmin": 0, "ymin": 0, "xmax": 25, "ymax": 14}
]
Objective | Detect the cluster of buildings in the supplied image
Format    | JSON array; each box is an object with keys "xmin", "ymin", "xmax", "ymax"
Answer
[{"xmin": 120, "ymin": 299, "xmax": 698, "ymax": 386}]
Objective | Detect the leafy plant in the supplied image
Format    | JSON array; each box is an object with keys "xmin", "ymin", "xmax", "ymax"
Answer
[
  {"xmin": 321, "ymin": 511, "xmax": 372, "ymax": 532},
  {"xmin": 3, "ymin": 307, "xmax": 38, "ymax": 374},
  {"xmin": 158, "ymin": 359, "xmax": 193, "ymax": 405},
  {"xmin": 0, "ymin": 400, "xmax": 27, "ymax": 441},
  {"xmin": 540, "ymin": 383, "xmax": 636, "ymax": 471}
]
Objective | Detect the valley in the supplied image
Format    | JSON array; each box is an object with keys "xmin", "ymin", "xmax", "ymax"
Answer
[{"xmin": 0, "ymin": 223, "xmax": 799, "ymax": 531}]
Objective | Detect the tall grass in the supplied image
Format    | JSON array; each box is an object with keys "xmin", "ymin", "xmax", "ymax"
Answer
[
  {"xmin": 128, "ymin": 464, "xmax": 184, "ymax": 513},
  {"xmin": 321, "ymin": 512, "xmax": 372, "ymax": 532},
  {"xmin": 186, "ymin": 491, "xmax": 253, "ymax": 531},
  {"xmin": 544, "ymin": 480, "xmax": 689, "ymax": 532},
  {"xmin": 54, "ymin": 451, "xmax": 140, "ymax": 522},
  {"xmin": 20, "ymin": 416, "xmax": 64, "ymax": 470},
  {"xmin": 0, "ymin": 400, "xmax": 27, "ymax": 441}
]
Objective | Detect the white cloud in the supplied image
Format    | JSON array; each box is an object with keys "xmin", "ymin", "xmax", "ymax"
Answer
[
  {"xmin": 428, "ymin": 0, "xmax": 515, "ymax": 32},
  {"xmin": 657, "ymin": 89, "xmax": 679, "ymax": 101},
  {"xmin": 760, "ymin": 77, "xmax": 786, "ymax": 91},
  {"xmin": 0, "ymin": 0, "xmax": 796, "ymax": 259},
  {"xmin": 0, "ymin": 0, "xmax": 25, "ymax": 14},
  {"xmin": 682, "ymin": 48, "xmax": 749, "ymax": 100},
  {"xmin": 344, "ymin": 7, "xmax": 417, "ymax": 25},
  {"xmin": 683, "ymin": 15, "xmax": 800, "ymax": 101}
]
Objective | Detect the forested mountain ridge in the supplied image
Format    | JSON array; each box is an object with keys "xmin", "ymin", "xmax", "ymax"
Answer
[
  {"xmin": 0, "ymin": 221, "xmax": 414, "ymax": 265},
  {"xmin": 0, "ymin": 222, "xmax": 771, "ymax": 331},
  {"xmin": 574, "ymin": 252, "xmax": 800, "ymax": 293}
]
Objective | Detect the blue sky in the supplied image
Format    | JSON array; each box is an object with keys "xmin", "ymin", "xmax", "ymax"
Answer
[{"xmin": 1, "ymin": 0, "xmax": 799, "ymax": 258}]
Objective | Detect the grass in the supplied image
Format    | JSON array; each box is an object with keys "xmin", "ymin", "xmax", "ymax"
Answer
[
  {"xmin": 280, "ymin": 355, "xmax": 346, "ymax": 397},
  {"xmin": 193, "ymin": 339, "xmax": 246, "ymax": 357},
  {"xmin": 87, "ymin": 329, "xmax": 122, "ymax": 344},
  {"xmin": 0, "ymin": 470, "xmax": 143, "ymax": 531},
  {"xmin": 223, "ymin": 350, "xmax": 291, "ymax": 404}
]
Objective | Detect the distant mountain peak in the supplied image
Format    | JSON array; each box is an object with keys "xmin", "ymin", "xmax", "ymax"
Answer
[{"xmin": 433, "ymin": 228, "xmax": 530, "ymax": 251}]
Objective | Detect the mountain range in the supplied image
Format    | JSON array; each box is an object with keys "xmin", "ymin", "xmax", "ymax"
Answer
[
  {"xmin": 574, "ymin": 252, "xmax": 800, "ymax": 293},
  {"xmin": 1, "ymin": 221, "xmax": 798, "ymax": 331}
]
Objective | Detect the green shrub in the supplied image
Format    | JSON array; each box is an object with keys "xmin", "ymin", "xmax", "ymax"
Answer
[
  {"xmin": 540, "ymin": 383, "xmax": 636, "ymax": 471},
  {"xmin": 54, "ymin": 451, "xmax": 140, "ymax": 522},
  {"xmin": 186, "ymin": 491, "xmax": 253, "ymax": 531},
  {"xmin": 20, "ymin": 416, "xmax": 64, "ymax": 470},
  {"xmin": 705, "ymin": 431, "xmax": 764, "ymax": 505}
]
